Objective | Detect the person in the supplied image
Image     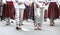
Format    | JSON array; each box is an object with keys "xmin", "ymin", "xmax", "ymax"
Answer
[
  {"xmin": 58, "ymin": 0, "xmax": 60, "ymax": 18},
  {"xmin": 48, "ymin": 0, "xmax": 59, "ymax": 26},
  {"xmin": 24, "ymin": 0, "xmax": 33, "ymax": 21},
  {"xmin": 30, "ymin": 0, "xmax": 34, "ymax": 21},
  {"xmin": 0, "ymin": 0, "xmax": 3, "ymax": 21},
  {"xmin": 34, "ymin": 0, "xmax": 45, "ymax": 30},
  {"xmin": 2, "ymin": 0, "xmax": 15, "ymax": 25},
  {"xmin": 44, "ymin": 0, "xmax": 48, "ymax": 21},
  {"xmin": 14, "ymin": 0, "xmax": 25, "ymax": 30}
]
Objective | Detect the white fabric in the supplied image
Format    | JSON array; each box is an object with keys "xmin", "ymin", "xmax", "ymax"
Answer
[
  {"xmin": 2, "ymin": 0, "xmax": 25, "ymax": 9},
  {"xmin": 25, "ymin": 0, "xmax": 33, "ymax": 6},
  {"xmin": 34, "ymin": 0, "xmax": 46, "ymax": 7},
  {"xmin": 2, "ymin": 0, "xmax": 6, "ymax": 3},
  {"xmin": 34, "ymin": 0, "xmax": 44, "ymax": 26},
  {"xmin": 44, "ymin": 4, "xmax": 49, "ymax": 10},
  {"xmin": 2, "ymin": 0, "xmax": 15, "ymax": 3},
  {"xmin": 35, "ymin": 8, "xmax": 41, "ymax": 16},
  {"xmin": 14, "ymin": 0, "xmax": 25, "ymax": 9},
  {"xmin": 48, "ymin": 0, "xmax": 57, "ymax": 2},
  {"xmin": 58, "ymin": 0, "xmax": 60, "ymax": 5},
  {"xmin": 34, "ymin": 8, "xmax": 44, "ymax": 26},
  {"xmin": 15, "ymin": 8, "xmax": 24, "ymax": 24}
]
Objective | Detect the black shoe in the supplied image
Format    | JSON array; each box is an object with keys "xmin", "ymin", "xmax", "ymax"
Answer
[
  {"xmin": 16, "ymin": 24, "xmax": 21, "ymax": 30},
  {"xmin": 16, "ymin": 27, "xmax": 21, "ymax": 30}
]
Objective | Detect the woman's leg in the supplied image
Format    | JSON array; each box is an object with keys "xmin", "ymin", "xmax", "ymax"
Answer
[
  {"xmin": 5, "ymin": 17, "xmax": 10, "ymax": 25},
  {"xmin": 37, "ymin": 8, "xmax": 43, "ymax": 30},
  {"xmin": 19, "ymin": 9, "xmax": 24, "ymax": 25},
  {"xmin": 15, "ymin": 8, "xmax": 21, "ymax": 30},
  {"xmin": 34, "ymin": 8, "xmax": 43, "ymax": 30},
  {"xmin": 50, "ymin": 18, "xmax": 54, "ymax": 26},
  {"xmin": 34, "ymin": 16, "xmax": 42, "ymax": 30}
]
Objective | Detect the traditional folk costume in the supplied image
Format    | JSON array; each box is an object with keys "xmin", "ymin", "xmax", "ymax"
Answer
[
  {"xmin": 0, "ymin": 0, "xmax": 3, "ymax": 21},
  {"xmin": 44, "ymin": 0, "xmax": 49, "ymax": 21},
  {"xmin": 30, "ymin": 2, "xmax": 34, "ymax": 20},
  {"xmin": 2, "ymin": 0, "xmax": 15, "ymax": 25},
  {"xmin": 58, "ymin": 0, "xmax": 60, "ymax": 18},
  {"xmin": 24, "ymin": 0, "xmax": 33, "ymax": 21},
  {"xmin": 14, "ymin": 0, "xmax": 25, "ymax": 30},
  {"xmin": 34, "ymin": 0, "xmax": 45, "ymax": 30},
  {"xmin": 48, "ymin": 0, "xmax": 59, "ymax": 26}
]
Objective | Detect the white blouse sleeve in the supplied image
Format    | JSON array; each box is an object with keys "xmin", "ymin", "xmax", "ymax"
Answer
[
  {"xmin": 18, "ymin": 0, "xmax": 25, "ymax": 3},
  {"xmin": 56, "ymin": 0, "xmax": 59, "ymax": 7},
  {"xmin": 57, "ymin": 0, "xmax": 60, "ymax": 5},
  {"xmin": 22, "ymin": 0, "xmax": 25, "ymax": 3},
  {"xmin": 12, "ymin": 0, "xmax": 16, "ymax": 3},
  {"xmin": 2, "ymin": 0, "xmax": 6, "ymax": 3}
]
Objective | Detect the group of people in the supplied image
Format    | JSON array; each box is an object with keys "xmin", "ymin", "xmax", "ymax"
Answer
[{"xmin": 0, "ymin": 0, "xmax": 60, "ymax": 30}]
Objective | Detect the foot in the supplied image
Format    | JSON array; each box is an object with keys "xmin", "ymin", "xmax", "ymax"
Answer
[
  {"xmin": 34, "ymin": 27, "xmax": 38, "ymax": 30},
  {"xmin": 11, "ymin": 21, "xmax": 14, "ymax": 23},
  {"xmin": 37, "ymin": 27, "xmax": 41, "ymax": 30},
  {"xmin": 16, "ymin": 24, "xmax": 21, "ymax": 30},
  {"xmin": 26, "ymin": 19, "xmax": 28, "ymax": 22},
  {"xmin": 16, "ymin": 26, "xmax": 21, "ymax": 30},
  {"xmin": 34, "ymin": 25, "xmax": 42, "ymax": 30},
  {"xmin": 6, "ymin": 23, "xmax": 10, "ymax": 25},
  {"xmin": 44, "ymin": 18, "xmax": 46, "ymax": 21},
  {"xmin": 50, "ymin": 22, "xmax": 54, "ymax": 26}
]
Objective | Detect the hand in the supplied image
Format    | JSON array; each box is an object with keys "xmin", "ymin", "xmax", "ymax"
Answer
[
  {"xmin": 36, "ymin": 4, "xmax": 40, "ymax": 8},
  {"xmin": 18, "ymin": 2, "xmax": 22, "ymax": 5},
  {"xmin": 45, "ymin": 3, "xmax": 48, "ymax": 5}
]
